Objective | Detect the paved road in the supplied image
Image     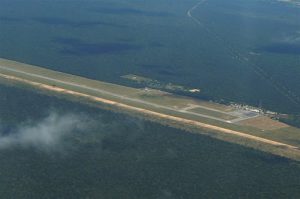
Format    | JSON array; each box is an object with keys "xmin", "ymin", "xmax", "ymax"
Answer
[{"xmin": 187, "ymin": 0, "xmax": 207, "ymax": 25}]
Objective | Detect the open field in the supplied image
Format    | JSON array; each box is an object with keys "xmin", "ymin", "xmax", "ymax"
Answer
[
  {"xmin": 190, "ymin": 107, "xmax": 237, "ymax": 121},
  {"xmin": 239, "ymin": 116, "xmax": 289, "ymax": 130},
  {"xmin": 1, "ymin": 58, "xmax": 300, "ymax": 160},
  {"xmin": 0, "ymin": 58, "xmax": 252, "ymax": 125}
]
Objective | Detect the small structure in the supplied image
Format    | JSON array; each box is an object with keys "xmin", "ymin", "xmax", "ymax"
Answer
[{"xmin": 189, "ymin": 89, "xmax": 200, "ymax": 93}]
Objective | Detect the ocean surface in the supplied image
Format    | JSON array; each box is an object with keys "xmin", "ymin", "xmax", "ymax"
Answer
[{"xmin": 0, "ymin": 0, "xmax": 300, "ymax": 198}]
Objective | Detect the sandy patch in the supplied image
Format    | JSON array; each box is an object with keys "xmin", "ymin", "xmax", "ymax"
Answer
[{"xmin": 238, "ymin": 116, "xmax": 289, "ymax": 131}]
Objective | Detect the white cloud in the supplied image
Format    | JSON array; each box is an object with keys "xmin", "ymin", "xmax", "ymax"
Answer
[{"xmin": 0, "ymin": 112, "xmax": 90, "ymax": 152}]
